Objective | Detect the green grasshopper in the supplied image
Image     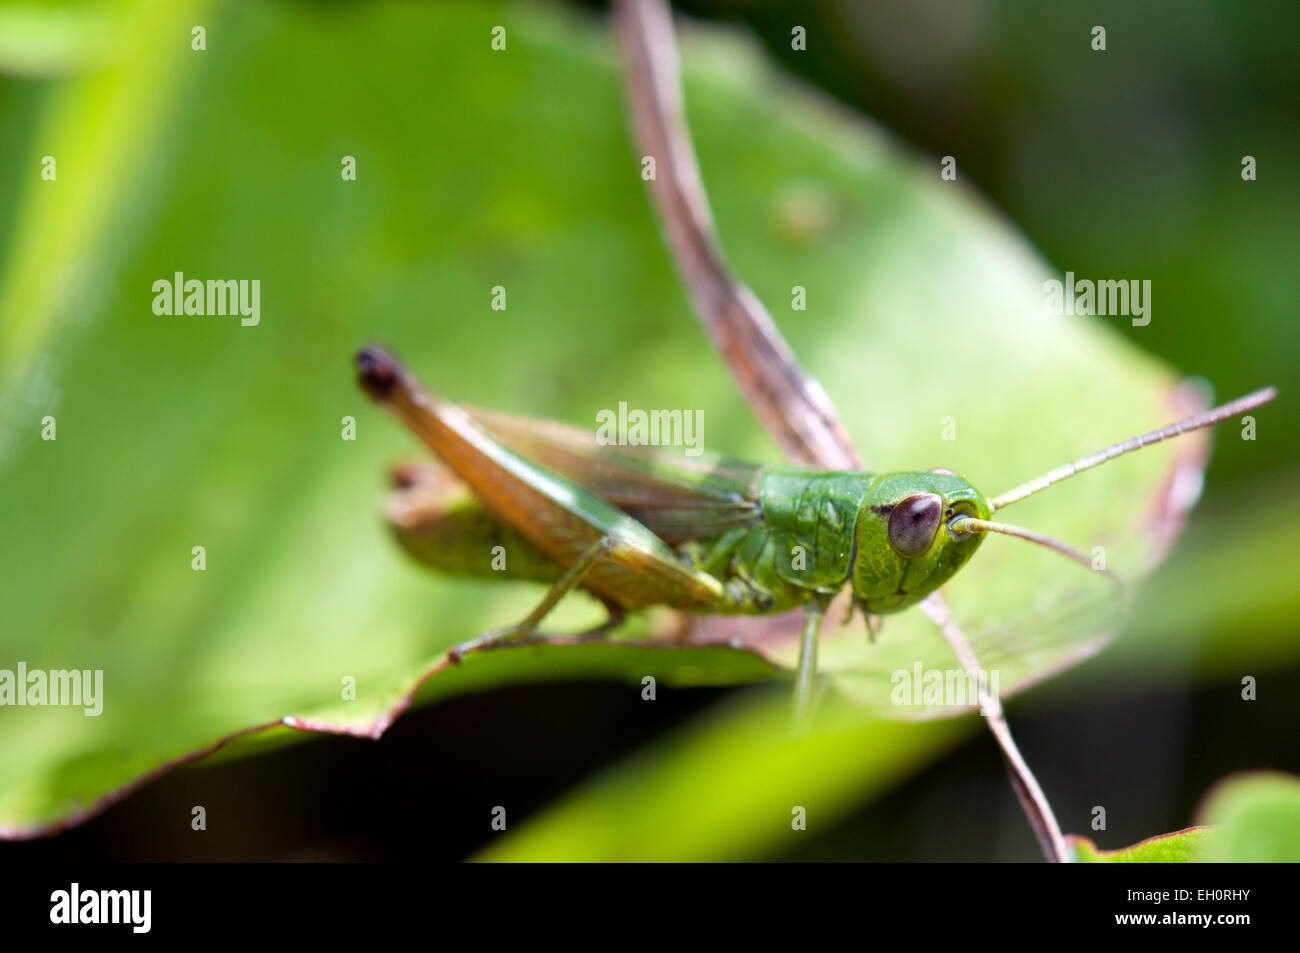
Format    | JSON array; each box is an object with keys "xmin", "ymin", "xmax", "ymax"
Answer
[{"xmin": 357, "ymin": 344, "xmax": 1274, "ymax": 718}]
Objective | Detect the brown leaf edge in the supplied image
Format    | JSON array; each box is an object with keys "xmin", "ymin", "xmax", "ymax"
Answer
[
  {"xmin": 1066, "ymin": 826, "xmax": 1211, "ymax": 862},
  {"xmin": 0, "ymin": 635, "xmax": 778, "ymax": 841}
]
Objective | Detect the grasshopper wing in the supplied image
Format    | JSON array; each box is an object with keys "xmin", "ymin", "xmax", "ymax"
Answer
[{"xmin": 467, "ymin": 407, "xmax": 764, "ymax": 545}]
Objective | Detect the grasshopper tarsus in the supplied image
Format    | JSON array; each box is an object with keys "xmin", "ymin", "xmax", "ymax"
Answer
[
  {"xmin": 448, "ymin": 626, "xmax": 528, "ymax": 663},
  {"xmin": 590, "ymin": 596, "xmax": 627, "ymax": 636}
]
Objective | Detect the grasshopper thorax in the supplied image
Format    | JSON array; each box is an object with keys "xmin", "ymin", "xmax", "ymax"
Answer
[{"xmin": 850, "ymin": 470, "xmax": 990, "ymax": 614}]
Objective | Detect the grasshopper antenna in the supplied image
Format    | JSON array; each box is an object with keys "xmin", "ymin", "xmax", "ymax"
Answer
[
  {"xmin": 989, "ymin": 387, "xmax": 1277, "ymax": 512},
  {"xmin": 949, "ymin": 516, "xmax": 1121, "ymax": 586}
]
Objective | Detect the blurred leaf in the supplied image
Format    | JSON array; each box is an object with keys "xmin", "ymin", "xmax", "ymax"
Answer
[
  {"xmin": 1198, "ymin": 772, "xmax": 1300, "ymax": 862},
  {"xmin": 0, "ymin": 0, "xmax": 208, "ymax": 422},
  {"xmin": 0, "ymin": 2, "xmax": 115, "ymax": 78},
  {"xmin": 1066, "ymin": 773, "xmax": 1300, "ymax": 862},
  {"xmin": 477, "ymin": 689, "xmax": 966, "ymax": 862},
  {"xmin": 1002, "ymin": 474, "xmax": 1300, "ymax": 715},
  {"xmin": 1068, "ymin": 828, "xmax": 1209, "ymax": 863},
  {"xmin": 1114, "ymin": 478, "xmax": 1300, "ymax": 677},
  {"xmin": 0, "ymin": 0, "xmax": 1219, "ymax": 837}
]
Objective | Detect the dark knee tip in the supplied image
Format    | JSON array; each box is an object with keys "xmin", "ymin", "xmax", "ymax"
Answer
[
  {"xmin": 390, "ymin": 462, "xmax": 422, "ymax": 489},
  {"xmin": 356, "ymin": 345, "xmax": 401, "ymax": 400}
]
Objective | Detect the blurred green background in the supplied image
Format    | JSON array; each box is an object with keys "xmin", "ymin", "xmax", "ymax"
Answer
[{"xmin": 1, "ymin": 0, "xmax": 1297, "ymax": 860}]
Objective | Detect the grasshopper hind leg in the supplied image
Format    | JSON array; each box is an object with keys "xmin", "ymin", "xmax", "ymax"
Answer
[
  {"xmin": 386, "ymin": 462, "xmax": 563, "ymax": 586},
  {"xmin": 386, "ymin": 465, "xmax": 626, "ymax": 658},
  {"xmin": 448, "ymin": 530, "xmax": 730, "ymax": 662},
  {"xmin": 448, "ymin": 536, "xmax": 622, "ymax": 661},
  {"xmin": 359, "ymin": 347, "xmax": 732, "ymax": 659}
]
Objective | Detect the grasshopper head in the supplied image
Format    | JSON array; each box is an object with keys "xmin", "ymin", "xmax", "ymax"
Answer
[
  {"xmin": 850, "ymin": 470, "xmax": 990, "ymax": 614},
  {"xmin": 847, "ymin": 388, "xmax": 1277, "ymax": 616}
]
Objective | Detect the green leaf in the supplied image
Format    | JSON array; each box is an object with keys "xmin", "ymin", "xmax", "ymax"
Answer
[
  {"xmin": 1068, "ymin": 828, "xmax": 1210, "ymax": 863},
  {"xmin": 0, "ymin": 2, "xmax": 116, "ymax": 79},
  {"xmin": 0, "ymin": 0, "xmax": 1201, "ymax": 836},
  {"xmin": 1069, "ymin": 772, "xmax": 1300, "ymax": 862},
  {"xmin": 1197, "ymin": 772, "xmax": 1300, "ymax": 862}
]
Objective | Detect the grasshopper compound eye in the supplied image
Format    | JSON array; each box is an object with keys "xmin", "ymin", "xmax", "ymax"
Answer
[{"xmin": 887, "ymin": 493, "xmax": 943, "ymax": 557}]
